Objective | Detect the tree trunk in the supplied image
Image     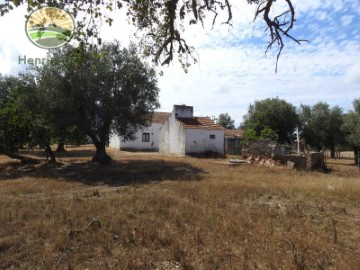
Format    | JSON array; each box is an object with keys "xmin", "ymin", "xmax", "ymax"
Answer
[
  {"xmin": 330, "ymin": 147, "xmax": 336, "ymax": 159},
  {"xmin": 92, "ymin": 141, "xmax": 111, "ymax": 164},
  {"xmin": 56, "ymin": 142, "xmax": 66, "ymax": 152},
  {"xmin": 87, "ymin": 126, "xmax": 112, "ymax": 165},
  {"xmin": 1, "ymin": 151, "xmax": 40, "ymax": 164},
  {"xmin": 45, "ymin": 145, "xmax": 57, "ymax": 163},
  {"xmin": 354, "ymin": 148, "xmax": 359, "ymax": 166}
]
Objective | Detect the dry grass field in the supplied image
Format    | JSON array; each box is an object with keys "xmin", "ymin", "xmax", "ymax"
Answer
[{"xmin": 0, "ymin": 146, "xmax": 359, "ymax": 269}]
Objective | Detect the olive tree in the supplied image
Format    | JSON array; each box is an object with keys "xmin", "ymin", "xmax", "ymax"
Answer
[
  {"xmin": 342, "ymin": 99, "xmax": 360, "ymax": 165},
  {"xmin": 35, "ymin": 42, "xmax": 159, "ymax": 164},
  {"xmin": 299, "ymin": 102, "xmax": 345, "ymax": 158}
]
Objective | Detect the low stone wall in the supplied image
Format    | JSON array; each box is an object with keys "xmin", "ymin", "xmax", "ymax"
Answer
[
  {"xmin": 276, "ymin": 154, "xmax": 307, "ymax": 170},
  {"xmin": 307, "ymin": 152, "xmax": 327, "ymax": 171},
  {"xmin": 276, "ymin": 153, "xmax": 326, "ymax": 171}
]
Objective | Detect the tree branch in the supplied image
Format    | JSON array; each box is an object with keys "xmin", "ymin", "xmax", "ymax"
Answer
[{"xmin": 254, "ymin": 0, "xmax": 308, "ymax": 72}]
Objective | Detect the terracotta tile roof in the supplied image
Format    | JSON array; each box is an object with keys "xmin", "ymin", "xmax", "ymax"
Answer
[
  {"xmin": 177, "ymin": 117, "xmax": 224, "ymax": 130},
  {"xmin": 151, "ymin": 112, "xmax": 171, "ymax": 124},
  {"xmin": 224, "ymin": 129, "xmax": 244, "ymax": 138}
]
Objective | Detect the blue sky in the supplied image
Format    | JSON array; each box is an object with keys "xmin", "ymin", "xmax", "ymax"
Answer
[{"xmin": 0, "ymin": 0, "xmax": 359, "ymax": 126}]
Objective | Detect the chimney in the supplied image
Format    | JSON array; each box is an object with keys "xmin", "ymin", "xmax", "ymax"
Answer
[{"xmin": 173, "ymin": 104, "xmax": 193, "ymax": 118}]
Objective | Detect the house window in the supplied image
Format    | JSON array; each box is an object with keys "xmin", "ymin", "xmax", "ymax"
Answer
[
  {"xmin": 210, "ymin": 134, "xmax": 216, "ymax": 139},
  {"xmin": 142, "ymin": 133, "xmax": 150, "ymax": 142}
]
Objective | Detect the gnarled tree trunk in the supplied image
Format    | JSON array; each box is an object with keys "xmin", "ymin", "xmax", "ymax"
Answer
[
  {"xmin": 56, "ymin": 142, "xmax": 66, "ymax": 152},
  {"xmin": 92, "ymin": 143, "xmax": 111, "ymax": 164},
  {"xmin": 45, "ymin": 145, "xmax": 57, "ymax": 163},
  {"xmin": 89, "ymin": 131, "xmax": 111, "ymax": 165}
]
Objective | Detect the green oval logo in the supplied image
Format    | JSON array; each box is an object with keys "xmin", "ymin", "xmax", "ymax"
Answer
[{"xmin": 25, "ymin": 7, "xmax": 75, "ymax": 49}]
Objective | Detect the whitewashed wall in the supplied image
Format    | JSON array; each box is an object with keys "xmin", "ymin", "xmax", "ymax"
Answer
[
  {"xmin": 159, "ymin": 114, "xmax": 186, "ymax": 155},
  {"xmin": 109, "ymin": 123, "xmax": 163, "ymax": 151},
  {"xmin": 109, "ymin": 133, "xmax": 120, "ymax": 149},
  {"xmin": 160, "ymin": 115, "xmax": 225, "ymax": 156},
  {"xmin": 185, "ymin": 129, "xmax": 224, "ymax": 155}
]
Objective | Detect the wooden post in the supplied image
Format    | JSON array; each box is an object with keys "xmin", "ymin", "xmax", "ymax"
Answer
[{"xmin": 296, "ymin": 126, "xmax": 300, "ymax": 156}]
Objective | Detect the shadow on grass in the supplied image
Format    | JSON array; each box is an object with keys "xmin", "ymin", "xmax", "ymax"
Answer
[
  {"xmin": 0, "ymin": 159, "xmax": 205, "ymax": 186},
  {"xmin": 19, "ymin": 149, "xmax": 96, "ymax": 159}
]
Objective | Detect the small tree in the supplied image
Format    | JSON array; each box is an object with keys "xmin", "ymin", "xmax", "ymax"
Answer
[
  {"xmin": 217, "ymin": 113, "xmax": 235, "ymax": 129},
  {"xmin": 35, "ymin": 42, "xmax": 159, "ymax": 164}
]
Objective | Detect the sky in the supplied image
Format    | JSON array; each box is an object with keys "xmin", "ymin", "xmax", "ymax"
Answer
[{"xmin": 0, "ymin": 0, "xmax": 359, "ymax": 126}]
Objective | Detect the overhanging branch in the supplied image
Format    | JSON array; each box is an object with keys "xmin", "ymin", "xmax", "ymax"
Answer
[{"xmin": 254, "ymin": 0, "xmax": 308, "ymax": 72}]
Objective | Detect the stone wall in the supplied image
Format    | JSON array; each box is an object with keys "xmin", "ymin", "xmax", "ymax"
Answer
[
  {"xmin": 307, "ymin": 152, "xmax": 327, "ymax": 171},
  {"xmin": 276, "ymin": 155, "xmax": 307, "ymax": 170},
  {"xmin": 277, "ymin": 153, "xmax": 326, "ymax": 171},
  {"xmin": 242, "ymin": 140, "xmax": 277, "ymax": 158},
  {"xmin": 242, "ymin": 140, "xmax": 326, "ymax": 171}
]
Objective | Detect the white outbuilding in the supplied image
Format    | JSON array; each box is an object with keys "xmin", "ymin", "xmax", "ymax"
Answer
[{"xmin": 159, "ymin": 105, "xmax": 225, "ymax": 156}]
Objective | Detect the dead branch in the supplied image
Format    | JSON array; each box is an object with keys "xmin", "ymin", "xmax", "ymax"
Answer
[{"xmin": 254, "ymin": 0, "xmax": 308, "ymax": 72}]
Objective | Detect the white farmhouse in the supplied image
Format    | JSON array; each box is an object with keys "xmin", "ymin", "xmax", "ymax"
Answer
[
  {"xmin": 159, "ymin": 105, "xmax": 225, "ymax": 156},
  {"xmin": 109, "ymin": 112, "xmax": 171, "ymax": 151}
]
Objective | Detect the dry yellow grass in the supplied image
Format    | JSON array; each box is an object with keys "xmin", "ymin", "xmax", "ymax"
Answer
[{"xmin": 0, "ymin": 146, "xmax": 359, "ymax": 269}]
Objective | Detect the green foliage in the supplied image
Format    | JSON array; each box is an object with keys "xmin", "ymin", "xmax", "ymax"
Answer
[
  {"xmin": 243, "ymin": 128, "xmax": 258, "ymax": 142},
  {"xmin": 0, "ymin": 73, "xmax": 60, "ymax": 161},
  {"xmin": 0, "ymin": 74, "xmax": 34, "ymax": 151},
  {"xmin": 34, "ymin": 42, "xmax": 159, "ymax": 163},
  {"xmin": 217, "ymin": 113, "xmax": 235, "ymax": 129},
  {"xmin": 299, "ymin": 102, "xmax": 345, "ymax": 154},
  {"xmin": 1, "ymin": 42, "xmax": 159, "ymax": 164},
  {"xmin": 243, "ymin": 126, "xmax": 278, "ymax": 142},
  {"xmin": 16, "ymin": 73, "xmax": 54, "ymax": 149},
  {"xmin": 260, "ymin": 126, "xmax": 278, "ymax": 141},
  {"xmin": 342, "ymin": 99, "xmax": 360, "ymax": 148},
  {"xmin": 3, "ymin": 73, "xmax": 87, "ymax": 157},
  {"xmin": 241, "ymin": 97, "xmax": 299, "ymax": 143}
]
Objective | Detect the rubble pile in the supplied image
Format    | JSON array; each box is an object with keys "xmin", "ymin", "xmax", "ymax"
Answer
[
  {"xmin": 245, "ymin": 155, "xmax": 277, "ymax": 167},
  {"xmin": 242, "ymin": 140, "xmax": 327, "ymax": 172}
]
